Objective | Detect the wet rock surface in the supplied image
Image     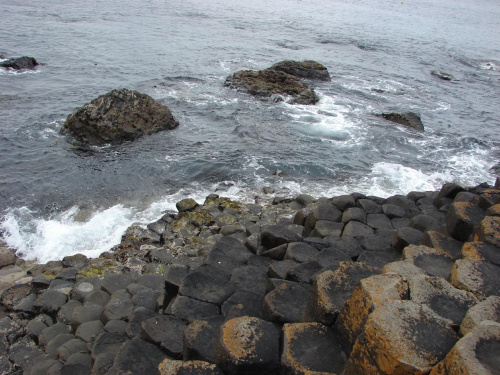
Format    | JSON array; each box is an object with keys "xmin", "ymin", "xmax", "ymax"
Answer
[
  {"xmin": 225, "ymin": 60, "xmax": 329, "ymax": 105},
  {"xmin": 60, "ymin": 88, "xmax": 179, "ymax": 145},
  {"xmin": 1, "ymin": 181, "xmax": 499, "ymax": 374}
]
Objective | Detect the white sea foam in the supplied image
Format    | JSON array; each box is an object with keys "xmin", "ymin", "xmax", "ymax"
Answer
[{"xmin": 284, "ymin": 93, "xmax": 364, "ymax": 146}]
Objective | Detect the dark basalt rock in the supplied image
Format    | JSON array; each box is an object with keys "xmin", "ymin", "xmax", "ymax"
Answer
[
  {"xmin": 431, "ymin": 70, "xmax": 456, "ymax": 81},
  {"xmin": 108, "ymin": 339, "xmax": 167, "ymax": 375},
  {"xmin": 375, "ymin": 112, "xmax": 425, "ymax": 132},
  {"xmin": 225, "ymin": 69, "xmax": 319, "ymax": 105},
  {"xmin": 140, "ymin": 314, "xmax": 186, "ymax": 358},
  {"xmin": 282, "ymin": 323, "xmax": 346, "ymax": 375},
  {"xmin": 216, "ymin": 316, "xmax": 281, "ymax": 375},
  {"xmin": 270, "ymin": 60, "xmax": 331, "ymax": 81},
  {"xmin": 0, "ymin": 56, "xmax": 38, "ymax": 70},
  {"xmin": 183, "ymin": 316, "xmax": 225, "ymax": 363},
  {"xmin": 60, "ymin": 88, "xmax": 179, "ymax": 145}
]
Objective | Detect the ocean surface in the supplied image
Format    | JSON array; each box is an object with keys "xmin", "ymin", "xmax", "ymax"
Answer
[{"xmin": 1, "ymin": 0, "xmax": 499, "ymax": 263}]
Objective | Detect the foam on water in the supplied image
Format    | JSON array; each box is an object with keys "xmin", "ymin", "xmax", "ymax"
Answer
[{"xmin": 0, "ymin": 182, "xmax": 258, "ymax": 263}]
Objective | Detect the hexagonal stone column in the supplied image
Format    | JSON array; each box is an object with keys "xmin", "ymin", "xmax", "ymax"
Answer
[
  {"xmin": 344, "ymin": 300, "xmax": 459, "ymax": 375},
  {"xmin": 302, "ymin": 262, "xmax": 379, "ymax": 325},
  {"xmin": 216, "ymin": 316, "xmax": 280, "ymax": 374},
  {"xmin": 334, "ymin": 274, "xmax": 409, "ymax": 354},
  {"xmin": 282, "ymin": 322, "xmax": 346, "ymax": 375},
  {"xmin": 430, "ymin": 321, "xmax": 500, "ymax": 375}
]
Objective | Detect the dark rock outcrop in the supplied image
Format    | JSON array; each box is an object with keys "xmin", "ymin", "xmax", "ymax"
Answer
[
  {"xmin": 376, "ymin": 112, "xmax": 425, "ymax": 132},
  {"xmin": 270, "ymin": 60, "xmax": 331, "ymax": 81},
  {"xmin": 60, "ymin": 88, "xmax": 179, "ymax": 145},
  {"xmin": 0, "ymin": 56, "xmax": 38, "ymax": 70},
  {"xmin": 225, "ymin": 69, "xmax": 319, "ymax": 105},
  {"xmin": 431, "ymin": 70, "xmax": 456, "ymax": 81}
]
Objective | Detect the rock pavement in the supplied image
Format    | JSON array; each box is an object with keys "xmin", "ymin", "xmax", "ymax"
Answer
[{"xmin": 1, "ymin": 181, "xmax": 499, "ymax": 374}]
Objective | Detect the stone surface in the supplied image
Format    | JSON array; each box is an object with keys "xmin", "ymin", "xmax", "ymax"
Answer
[
  {"xmin": 282, "ymin": 323, "xmax": 346, "ymax": 375},
  {"xmin": 261, "ymin": 225, "xmax": 303, "ymax": 249},
  {"xmin": 170, "ymin": 296, "xmax": 219, "ymax": 322},
  {"xmin": 461, "ymin": 241, "xmax": 500, "ymax": 267},
  {"xmin": 270, "ymin": 60, "xmax": 331, "ymax": 81},
  {"xmin": 409, "ymin": 274, "xmax": 478, "ymax": 328},
  {"xmin": 422, "ymin": 231, "xmax": 463, "ymax": 259},
  {"xmin": 335, "ymin": 274, "xmax": 409, "ymax": 354},
  {"xmin": 344, "ymin": 300, "xmax": 459, "ymax": 375},
  {"xmin": 108, "ymin": 338, "xmax": 167, "ymax": 375},
  {"xmin": 342, "ymin": 221, "xmax": 374, "ymax": 238},
  {"xmin": 475, "ymin": 216, "xmax": 500, "ymax": 247},
  {"xmin": 183, "ymin": 316, "xmax": 225, "ymax": 363},
  {"xmin": 430, "ymin": 321, "xmax": 500, "ymax": 375},
  {"xmin": 225, "ymin": 68, "xmax": 319, "ymax": 105},
  {"xmin": 141, "ymin": 314, "xmax": 186, "ymax": 357},
  {"xmin": 34, "ymin": 289, "xmax": 68, "ymax": 314},
  {"xmin": 91, "ymin": 332, "xmax": 128, "ymax": 359},
  {"xmin": 402, "ymin": 245, "xmax": 455, "ymax": 280},
  {"xmin": 159, "ymin": 359, "xmax": 224, "ymax": 375},
  {"xmin": 450, "ymin": 258, "xmax": 500, "ymax": 298},
  {"xmin": 262, "ymin": 281, "xmax": 310, "ymax": 323},
  {"xmin": 179, "ymin": 265, "xmax": 235, "ymax": 304},
  {"xmin": 446, "ymin": 202, "xmax": 485, "ymax": 241},
  {"xmin": 394, "ymin": 227, "xmax": 423, "ymax": 250},
  {"xmin": 302, "ymin": 262, "xmax": 380, "ymax": 325},
  {"xmin": 61, "ymin": 88, "xmax": 179, "ymax": 145},
  {"xmin": 460, "ymin": 296, "xmax": 500, "ymax": 336},
  {"xmin": 75, "ymin": 320, "xmax": 104, "ymax": 343},
  {"xmin": 216, "ymin": 316, "xmax": 280, "ymax": 375}
]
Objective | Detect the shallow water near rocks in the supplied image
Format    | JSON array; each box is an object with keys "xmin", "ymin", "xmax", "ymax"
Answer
[{"xmin": 1, "ymin": 0, "xmax": 499, "ymax": 262}]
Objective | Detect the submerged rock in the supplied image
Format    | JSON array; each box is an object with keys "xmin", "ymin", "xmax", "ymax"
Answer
[
  {"xmin": 270, "ymin": 60, "xmax": 331, "ymax": 81},
  {"xmin": 60, "ymin": 88, "xmax": 179, "ymax": 145},
  {"xmin": 0, "ymin": 56, "xmax": 38, "ymax": 70},
  {"xmin": 431, "ymin": 70, "xmax": 456, "ymax": 81},
  {"xmin": 376, "ymin": 112, "xmax": 425, "ymax": 132},
  {"xmin": 225, "ymin": 69, "xmax": 319, "ymax": 105}
]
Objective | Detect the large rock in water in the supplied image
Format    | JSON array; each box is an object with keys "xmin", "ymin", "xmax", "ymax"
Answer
[
  {"xmin": 376, "ymin": 112, "xmax": 425, "ymax": 132},
  {"xmin": 225, "ymin": 68, "xmax": 319, "ymax": 105},
  {"xmin": 0, "ymin": 56, "xmax": 38, "ymax": 70},
  {"xmin": 60, "ymin": 88, "xmax": 179, "ymax": 145},
  {"xmin": 270, "ymin": 60, "xmax": 331, "ymax": 81}
]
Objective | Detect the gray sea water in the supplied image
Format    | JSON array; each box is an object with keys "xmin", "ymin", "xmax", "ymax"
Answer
[{"xmin": 1, "ymin": 0, "xmax": 499, "ymax": 262}]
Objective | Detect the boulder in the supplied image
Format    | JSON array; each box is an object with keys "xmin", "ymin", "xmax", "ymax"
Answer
[
  {"xmin": 0, "ymin": 56, "xmax": 38, "ymax": 70},
  {"xmin": 179, "ymin": 265, "xmax": 236, "ymax": 304},
  {"xmin": 169, "ymin": 296, "xmax": 219, "ymax": 323},
  {"xmin": 282, "ymin": 323, "xmax": 346, "ymax": 375},
  {"xmin": 375, "ymin": 112, "xmax": 425, "ymax": 132},
  {"xmin": 344, "ymin": 300, "xmax": 459, "ymax": 375},
  {"xmin": 225, "ymin": 69, "xmax": 319, "ymax": 105},
  {"xmin": 270, "ymin": 60, "xmax": 331, "ymax": 81},
  {"xmin": 216, "ymin": 316, "xmax": 280, "ymax": 375},
  {"xmin": 60, "ymin": 88, "xmax": 179, "ymax": 145},
  {"xmin": 430, "ymin": 321, "xmax": 500, "ymax": 375}
]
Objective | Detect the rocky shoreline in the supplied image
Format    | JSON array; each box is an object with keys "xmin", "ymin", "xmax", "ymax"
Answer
[{"xmin": 1, "ymin": 180, "xmax": 499, "ymax": 374}]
